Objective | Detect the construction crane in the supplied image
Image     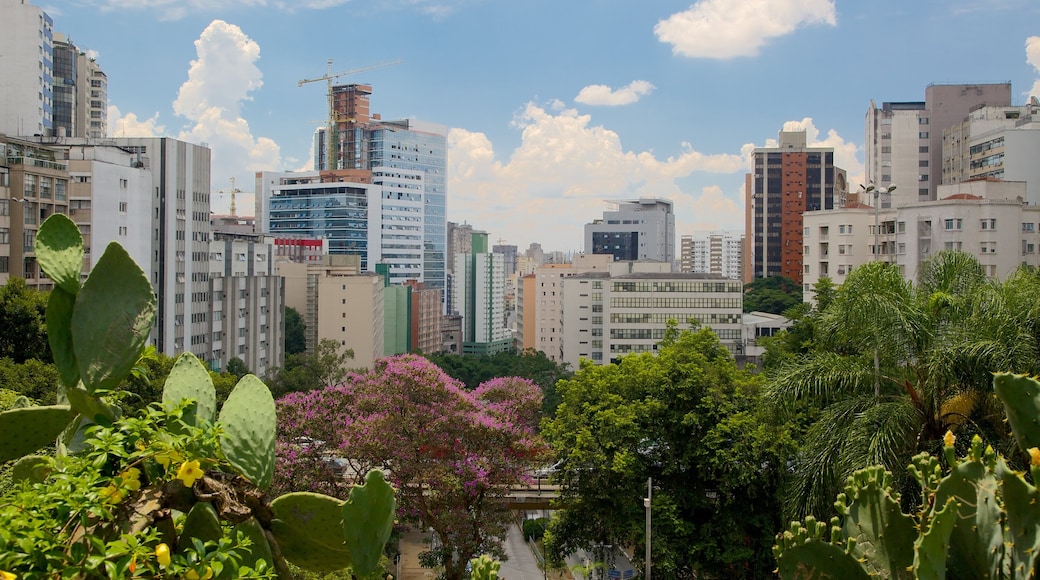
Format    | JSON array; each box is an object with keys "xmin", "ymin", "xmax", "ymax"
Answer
[{"xmin": 298, "ymin": 59, "xmax": 403, "ymax": 170}]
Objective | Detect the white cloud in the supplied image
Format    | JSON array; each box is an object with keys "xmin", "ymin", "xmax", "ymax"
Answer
[
  {"xmin": 173, "ymin": 21, "xmax": 280, "ymax": 202},
  {"xmin": 574, "ymin": 80, "xmax": 655, "ymax": 106},
  {"xmin": 746, "ymin": 117, "xmax": 864, "ymax": 198},
  {"xmin": 655, "ymin": 0, "xmax": 836, "ymax": 59},
  {"xmin": 107, "ymin": 105, "xmax": 165, "ymax": 137},
  {"xmin": 1027, "ymin": 36, "xmax": 1040, "ymax": 101},
  {"xmin": 448, "ymin": 102, "xmax": 746, "ymax": 250}
]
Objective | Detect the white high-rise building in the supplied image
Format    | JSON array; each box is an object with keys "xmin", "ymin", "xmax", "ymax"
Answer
[
  {"xmin": 680, "ymin": 232, "xmax": 743, "ymax": 279},
  {"xmin": 453, "ymin": 231, "xmax": 510, "ymax": 355},
  {"xmin": 368, "ymin": 167, "xmax": 425, "ymax": 284},
  {"xmin": 0, "ymin": 0, "xmax": 54, "ymax": 136}
]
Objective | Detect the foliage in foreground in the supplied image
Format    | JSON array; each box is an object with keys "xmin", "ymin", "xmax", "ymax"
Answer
[
  {"xmin": 275, "ymin": 355, "xmax": 548, "ymax": 580},
  {"xmin": 775, "ymin": 372, "xmax": 1040, "ymax": 579},
  {"xmin": 542, "ymin": 324, "xmax": 797, "ymax": 578},
  {"xmin": 0, "ymin": 214, "xmax": 396, "ymax": 578}
]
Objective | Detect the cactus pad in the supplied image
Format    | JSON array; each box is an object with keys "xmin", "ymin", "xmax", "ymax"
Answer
[
  {"xmin": 10, "ymin": 455, "xmax": 52, "ymax": 484},
  {"xmin": 1001, "ymin": 461, "xmax": 1040, "ymax": 579},
  {"xmin": 233, "ymin": 517, "xmax": 274, "ymax": 572},
  {"xmin": 0, "ymin": 405, "xmax": 75, "ymax": 462},
  {"xmin": 71, "ymin": 241, "xmax": 156, "ymax": 393},
  {"xmin": 993, "ymin": 372, "xmax": 1040, "ymax": 453},
  {"xmin": 933, "ymin": 457, "xmax": 1004, "ymax": 578},
  {"xmin": 218, "ymin": 374, "xmax": 276, "ymax": 488},
  {"xmin": 178, "ymin": 502, "xmax": 223, "ymax": 553},
  {"xmin": 163, "ymin": 352, "xmax": 217, "ymax": 425},
  {"xmin": 47, "ymin": 287, "xmax": 79, "ymax": 389},
  {"xmin": 775, "ymin": 540, "xmax": 871, "ymax": 579},
  {"xmin": 839, "ymin": 466, "xmax": 915, "ymax": 577},
  {"xmin": 342, "ymin": 469, "xmax": 396, "ymax": 577},
  {"xmin": 35, "ymin": 213, "xmax": 84, "ymax": 296},
  {"xmin": 913, "ymin": 496, "xmax": 958, "ymax": 580},
  {"xmin": 270, "ymin": 492, "xmax": 352, "ymax": 572}
]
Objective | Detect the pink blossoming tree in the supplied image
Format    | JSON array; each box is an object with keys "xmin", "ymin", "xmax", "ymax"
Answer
[{"xmin": 274, "ymin": 354, "xmax": 547, "ymax": 580}]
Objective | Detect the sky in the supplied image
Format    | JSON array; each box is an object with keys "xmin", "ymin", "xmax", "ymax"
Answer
[{"xmin": 40, "ymin": 0, "xmax": 1040, "ymax": 253}]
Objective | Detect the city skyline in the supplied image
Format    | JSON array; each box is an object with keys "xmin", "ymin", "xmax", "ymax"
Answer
[{"xmin": 33, "ymin": 0, "xmax": 1040, "ymax": 251}]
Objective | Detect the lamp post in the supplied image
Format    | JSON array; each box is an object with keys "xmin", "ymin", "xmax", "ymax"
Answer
[
  {"xmin": 644, "ymin": 477, "xmax": 652, "ymax": 580},
  {"xmin": 860, "ymin": 183, "xmax": 896, "ymax": 262}
]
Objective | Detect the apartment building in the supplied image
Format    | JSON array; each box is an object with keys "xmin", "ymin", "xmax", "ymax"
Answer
[
  {"xmin": 0, "ymin": 0, "xmax": 54, "ymax": 136},
  {"xmin": 680, "ymin": 231, "xmax": 743, "ymax": 279},
  {"xmin": 585, "ymin": 198, "xmax": 675, "ymax": 263},
  {"xmin": 453, "ymin": 231, "xmax": 510, "ymax": 355}
]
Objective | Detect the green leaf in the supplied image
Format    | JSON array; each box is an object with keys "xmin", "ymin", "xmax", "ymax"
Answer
[
  {"xmin": 162, "ymin": 352, "xmax": 217, "ymax": 425},
  {"xmin": 35, "ymin": 213, "xmax": 84, "ymax": 295},
  {"xmin": 178, "ymin": 502, "xmax": 222, "ymax": 553},
  {"xmin": 1001, "ymin": 463, "xmax": 1040, "ymax": 580},
  {"xmin": 342, "ymin": 469, "xmax": 396, "ymax": 577},
  {"xmin": 218, "ymin": 375, "xmax": 276, "ymax": 488},
  {"xmin": 0, "ymin": 405, "xmax": 75, "ymax": 462},
  {"xmin": 47, "ymin": 287, "xmax": 79, "ymax": 389},
  {"xmin": 71, "ymin": 241, "xmax": 156, "ymax": 393}
]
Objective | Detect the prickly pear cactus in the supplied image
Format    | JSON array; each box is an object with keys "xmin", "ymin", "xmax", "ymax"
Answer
[
  {"xmin": 270, "ymin": 492, "xmax": 353, "ymax": 572},
  {"xmin": 163, "ymin": 352, "xmax": 218, "ymax": 426},
  {"xmin": 218, "ymin": 374, "xmax": 276, "ymax": 489},
  {"xmin": 342, "ymin": 469, "xmax": 396, "ymax": 577},
  {"xmin": 469, "ymin": 554, "xmax": 502, "ymax": 580},
  {"xmin": 775, "ymin": 372, "xmax": 1040, "ymax": 579}
]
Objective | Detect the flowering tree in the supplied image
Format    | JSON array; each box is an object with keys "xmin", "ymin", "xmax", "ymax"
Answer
[{"xmin": 275, "ymin": 355, "xmax": 547, "ymax": 580}]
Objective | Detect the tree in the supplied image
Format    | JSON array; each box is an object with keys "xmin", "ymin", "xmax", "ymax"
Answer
[
  {"xmin": 542, "ymin": 326, "xmax": 796, "ymax": 578},
  {"xmin": 0, "ymin": 277, "xmax": 50, "ymax": 363},
  {"xmin": 266, "ymin": 338, "xmax": 354, "ymax": 398},
  {"xmin": 275, "ymin": 355, "xmax": 547, "ymax": 580},
  {"xmin": 742, "ymin": 275, "xmax": 802, "ymax": 314},
  {"xmin": 226, "ymin": 356, "xmax": 250, "ymax": 378},
  {"xmin": 285, "ymin": 306, "xmax": 306, "ymax": 356},
  {"xmin": 768, "ymin": 252, "xmax": 1040, "ymax": 521},
  {"xmin": 425, "ymin": 348, "xmax": 572, "ymax": 416},
  {"xmin": 0, "ymin": 357, "xmax": 61, "ymax": 405}
]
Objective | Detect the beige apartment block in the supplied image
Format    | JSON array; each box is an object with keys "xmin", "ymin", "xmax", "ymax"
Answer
[{"xmin": 317, "ymin": 272, "xmax": 384, "ymax": 370}]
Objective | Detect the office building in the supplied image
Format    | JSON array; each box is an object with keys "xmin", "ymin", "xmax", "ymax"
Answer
[
  {"xmin": 0, "ymin": 0, "xmax": 54, "ymax": 137},
  {"xmin": 942, "ymin": 101, "xmax": 1040, "ymax": 203},
  {"xmin": 76, "ymin": 52, "xmax": 107, "ymax": 139},
  {"xmin": 561, "ymin": 267, "xmax": 743, "ymax": 368},
  {"xmin": 680, "ymin": 232, "xmax": 743, "ymax": 279},
  {"xmin": 865, "ymin": 83, "xmax": 1012, "ymax": 203},
  {"xmin": 745, "ymin": 130, "xmax": 846, "ymax": 284},
  {"xmin": 453, "ymin": 231, "xmax": 510, "ymax": 355},
  {"xmin": 584, "ymin": 198, "xmax": 675, "ymax": 263}
]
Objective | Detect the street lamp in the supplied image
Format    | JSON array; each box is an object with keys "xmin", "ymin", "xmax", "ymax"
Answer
[
  {"xmin": 860, "ymin": 183, "xmax": 896, "ymax": 262},
  {"xmin": 644, "ymin": 478, "xmax": 652, "ymax": 580}
]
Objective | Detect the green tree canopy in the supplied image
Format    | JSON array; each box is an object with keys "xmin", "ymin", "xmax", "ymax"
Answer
[
  {"xmin": 768, "ymin": 252, "xmax": 1040, "ymax": 521},
  {"xmin": 265, "ymin": 338, "xmax": 354, "ymax": 398},
  {"xmin": 0, "ymin": 278, "xmax": 50, "ymax": 363},
  {"xmin": 542, "ymin": 325, "xmax": 796, "ymax": 578},
  {"xmin": 284, "ymin": 306, "xmax": 306, "ymax": 356},
  {"xmin": 743, "ymin": 275, "xmax": 802, "ymax": 314}
]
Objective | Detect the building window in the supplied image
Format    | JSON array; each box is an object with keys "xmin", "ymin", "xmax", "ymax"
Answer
[
  {"xmin": 919, "ymin": 132, "xmax": 929, "ymax": 139},
  {"xmin": 1023, "ymin": 223, "xmax": 1036, "ymax": 232},
  {"xmin": 981, "ymin": 218, "xmax": 996, "ymax": 230},
  {"xmin": 944, "ymin": 218, "xmax": 963, "ymax": 231}
]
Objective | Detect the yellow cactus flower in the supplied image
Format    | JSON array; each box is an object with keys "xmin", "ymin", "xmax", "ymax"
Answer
[
  {"xmin": 1029, "ymin": 447, "xmax": 1040, "ymax": 467},
  {"xmin": 185, "ymin": 567, "xmax": 213, "ymax": 580},
  {"xmin": 1, "ymin": 570, "xmax": 16, "ymax": 580},
  {"xmin": 176, "ymin": 460, "xmax": 205, "ymax": 487},
  {"xmin": 99, "ymin": 484, "xmax": 125, "ymax": 504},
  {"xmin": 943, "ymin": 430, "xmax": 955, "ymax": 448},
  {"xmin": 155, "ymin": 543, "xmax": 171, "ymax": 568},
  {"xmin": 154, "ymin": 450, "xmax": 182, "ymax": 470}
]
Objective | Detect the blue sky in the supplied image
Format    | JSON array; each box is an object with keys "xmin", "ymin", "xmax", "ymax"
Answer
[{"xmin": 41, "ymin": 0, "xmax": 1040, "ymax": 252}]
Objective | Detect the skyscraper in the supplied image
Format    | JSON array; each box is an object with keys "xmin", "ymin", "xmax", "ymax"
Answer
[
  {"xmin": 745, "ymin": 130, "xmax": 846, "ymax": 284},
  {"xmin": 453, "ymin": 232, "xmax": 510, "ymax": 355},
  {"xmin": 0, "ymin": 0, "xmax": 54, "ymax": 136}
]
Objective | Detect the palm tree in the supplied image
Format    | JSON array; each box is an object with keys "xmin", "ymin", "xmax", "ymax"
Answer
[{"xmin": 768, "ymin": 252, "xmax": 1040, "ymax": 519}]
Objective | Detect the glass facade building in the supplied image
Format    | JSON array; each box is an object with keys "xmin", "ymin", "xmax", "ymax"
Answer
[
  {"xmin": 52, "ymin": 37, "xmax": 76, "ymax": 137},
  {"xmin": 268, "ymin": 183, "xmax": 372, "ymax": 267}
]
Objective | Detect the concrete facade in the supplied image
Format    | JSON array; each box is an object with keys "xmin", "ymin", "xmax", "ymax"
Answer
[
  {"xmin": 584, "ymin": 198, "xmax": 675, "ymax": 263},
  {"xmin": 0, "ymin": 0, "xmax": 53, "ymax": 137},
  {"xmin": 680, "ymin": 231, "xmax": 743, "ymax": 279},
  {"xmin": 942, "ymin": 103, "xmax": 1040, "ymax": 204},
  {"xmin": 453, "ymin": 232, "xmax": 511, "ymax": 355}
]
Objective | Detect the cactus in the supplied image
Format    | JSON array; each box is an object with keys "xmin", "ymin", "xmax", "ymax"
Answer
[
  {"xmin": 0, "ymin": 405, "xmax": 75, "ymax": 462},
  {"xmin": 179, "ymin": 502, "xmax": 224, "ymax": 553},
  {"xmin": 10, "ymin": 455, "xmax": 51, "ymax": 484},
  {"xmin": 233, "ymin": 517, "xmax": 275, "ymax": 573},
  {"xmin": 163, "ymin": 352, "xmax": 218, "ymax": 426},
  {"xmin": 468, "ymin": 554, "xmax": 502, "ymax": 580},
  {"xmin": 270, "ymin": 492, "xmax": 353, "ymax": 572},
  {"xmin": 774, "ymin": 372, "xmax": 1040, "ymax": 579},
  {"xmin": 33, "ymin": 213, "xmax": 83, "ymax": 296},
  {"xmin": 342, "ymin": 469, "xmax": 396, "ymax": 577},
  {"xmin": 47, "ymin": 287, "xmax": 79, "ymax": 389},
  {"xmin": 218, "ymin": 374, "xmax": 276, "ymax": 489}
]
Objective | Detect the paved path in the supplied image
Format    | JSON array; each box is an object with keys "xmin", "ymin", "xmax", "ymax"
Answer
[{"xmin": 500, "ymin": 523, "xmax": 545, "ymax": 580}]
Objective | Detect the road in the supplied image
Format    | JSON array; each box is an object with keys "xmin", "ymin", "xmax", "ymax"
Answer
[{"xmin": 500, "ymin": 523, "xmax": 545, "ymax": 580}]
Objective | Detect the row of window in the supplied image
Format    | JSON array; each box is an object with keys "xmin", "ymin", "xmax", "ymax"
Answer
[
  {"xmin": 610, "ymin": 297, "xmax": 742, "ymax": 309},
  {"xmin": 612, "ymin": 281, "xmax": 742, "ymax": 293}
]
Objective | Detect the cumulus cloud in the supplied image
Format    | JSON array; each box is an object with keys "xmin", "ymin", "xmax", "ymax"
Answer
[
  {"xmin": 448, "ymin": 102, "xmax": 746, "ymax": 250},
  {"xmin": 655, "ymin": 0, "xmax": 837, "ymax": 59},
  {"xmin": 107, "ymin": 105, "xmax": 165, "ymax": 137},
  {"xmin": 173, "ymin": 21, "xmax": 280, "ymax": 203},
  {"xmin": 574, "ymin": 80, "xmax": 655, "ymax": 106},
  {"xmin": 1027, "ymin": 36, "xmax": 1040, "ymax": 100},
  {"xmin": 746, "ymin": 117, "xmax": 864, "ymax": 199}
]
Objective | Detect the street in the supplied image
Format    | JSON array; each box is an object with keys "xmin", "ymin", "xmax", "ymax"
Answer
[{"xmin": 500, "ymin": 522, "xmax": 545, "ymax": 580}]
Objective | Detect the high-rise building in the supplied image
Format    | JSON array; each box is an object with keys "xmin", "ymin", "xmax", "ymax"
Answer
[
  {"xmin": 493, "ymin": 243, "xmax": 519, "ymax": 276},
  {"xmin": 76, "ymin": 53, "xmax": 107, "ymax": 139},
  {"xmin": 942, "ymin": 101, "xmax": 1040, "ymax": 204},
  {"xmin": 0, "ymin": 137, "xmax": 69, "ymax": 290},
  {"xmin": 453, "ymin": 231, "xmax": 510, "ymax": 355},
  {"xmin": 680, "ymin": 232, "xmax": 743, "ymax": 279},
  {"xmin": 0, "ymin": 0, "xmax": 54, "ymax": 137},
  {"xmin": 745, "ymin": 130, "xmax": 846, "ymax": 284},
  {"xmin": 866, "ymin": 83, "xmax": 1012, "ymax": 203},
  {"xmin": 584, "ymin": 198, "xmax": 675, "ymax": 263},
  {"xmin": 51, "ymin": 33, "xmax": 77, "ymax": 138}
]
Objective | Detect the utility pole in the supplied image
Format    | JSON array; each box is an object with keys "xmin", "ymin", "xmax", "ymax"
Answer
[{"xmin": 644, "ymin": 477, "xmax": 652, "ymax": 580}]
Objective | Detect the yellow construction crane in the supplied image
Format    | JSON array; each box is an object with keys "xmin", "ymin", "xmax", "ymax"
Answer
[{"xmin": 298, "ymin": 59, "xmax": 403, "ymax": 170}]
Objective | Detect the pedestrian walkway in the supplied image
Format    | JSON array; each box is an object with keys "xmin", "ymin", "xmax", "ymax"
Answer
[{"xmin": 397, "ymin": 528, "xmax": 434, "ymax": 580}]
